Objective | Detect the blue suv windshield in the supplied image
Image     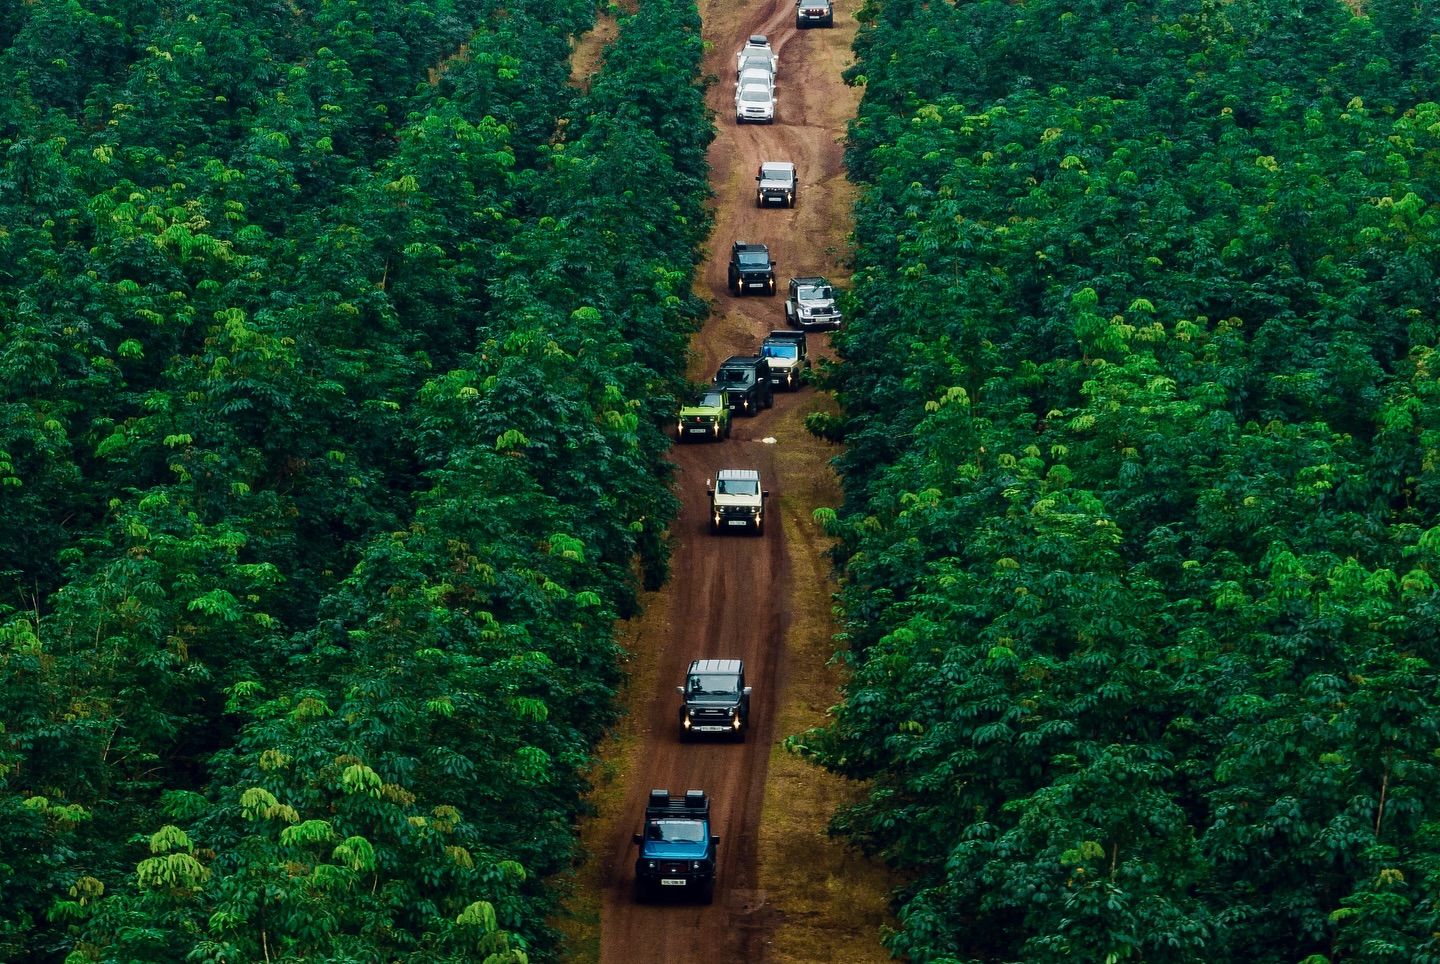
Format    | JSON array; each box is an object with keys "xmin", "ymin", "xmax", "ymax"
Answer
[{"xmin": 645, "ymin": 819, "xmax": 708, "ymax": 843}]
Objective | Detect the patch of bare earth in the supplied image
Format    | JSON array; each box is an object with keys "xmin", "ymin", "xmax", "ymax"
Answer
[
  {"xmin": 567, "ymin": 7, "xmax": 620, "ymax": 92},
  {"xmin": 557, "ymin": 0, "xmax": 894, "ymax": 962}
]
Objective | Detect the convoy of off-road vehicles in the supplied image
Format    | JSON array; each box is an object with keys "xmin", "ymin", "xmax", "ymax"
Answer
[{"xmin": 634, "ymin": 14, "xmax": 847, "ymax": 909}]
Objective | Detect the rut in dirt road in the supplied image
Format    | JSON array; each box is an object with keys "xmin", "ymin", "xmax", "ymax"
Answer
[{"xmin": 593, "ymin": 0, "xmax": 862, "ymax": 962}]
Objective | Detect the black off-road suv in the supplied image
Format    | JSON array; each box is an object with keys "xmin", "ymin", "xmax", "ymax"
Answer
[
  {"xmin": 677, "ymin": 658, "xmax": 752, "ymax": 742},
  {"xmin": 796, "ymin": 0, "xmax": 834, "ymax": 27},
  {"xmin": 632, "ymin": 789, "xmax": 720, "ymax": 903},
  {"xmin": 728, "ymin": 241, "xmax": 777, "ymax": 296},
  {"xmin": 713, "ymin": 355, "xmax": 774, "ymax": 416}
]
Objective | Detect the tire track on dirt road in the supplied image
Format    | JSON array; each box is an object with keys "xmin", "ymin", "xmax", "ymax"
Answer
[{"xmin": 591, "ymin": 1, "xmax": 871, "ymax": 960}]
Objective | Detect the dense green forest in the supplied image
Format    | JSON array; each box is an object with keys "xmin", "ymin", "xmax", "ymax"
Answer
[
  {"xmin": 0, "ymin": 0, "xmax": 712, "ymax": 960},
  {"xmin": 800, "ymin": 0, "xmax": 1440, "ymax": 960}
]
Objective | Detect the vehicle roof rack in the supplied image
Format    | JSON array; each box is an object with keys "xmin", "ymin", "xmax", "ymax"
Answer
[
  {"xmin": 644, "ymin": 789, "xmax": 712, "ymax": 819},
  {"xmin": 688, "ymin": 658, "xmax": 743, "ymax": 674}
]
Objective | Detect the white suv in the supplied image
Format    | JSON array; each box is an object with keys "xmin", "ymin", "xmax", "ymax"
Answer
[
  {"xmin": 707, "ymin": 469, "xmax": 769, "ymax": 534},
  {"xmin": 735, "ymin": 35, "xmax": 777, "ymax": 77},
  {"xmin": 735, "ymin": 83, "xmax": 775, "ymax": 124}
]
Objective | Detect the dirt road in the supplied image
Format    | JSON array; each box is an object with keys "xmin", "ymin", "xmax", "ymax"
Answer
[{"xmin": 584, "ymin": 1, "xmax": 874, "ymax": 962}]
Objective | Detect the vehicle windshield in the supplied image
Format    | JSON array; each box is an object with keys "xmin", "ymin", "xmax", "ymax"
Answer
[
  {"xmin": 739, "ymin": 88, "xmax": 771, "ymax": 104},
  {"xmin": 717, "ymin": 478, "xmax": 759, "ymax": 496},
  {"xmin": 696, "ymin": 392, "xmax": 725, "ymax": 408},
  {"xmin": 688, "ymin": 673, "xmax": 739, "ymax": 695},
  {"xmin": 646, "ymin": 819, "xmax": 707, "ymax": 844},
  {"xmin": 798, "ymin": 285, "xmax": 833, "ymax": 301},
  {"xmin": 763, "ymin": 344, "xmax": 798, "ymax": 359},
  {"xmin": 737, "ymin": 251, "xmax": 769, "ymax": 265},
  {"xmin": 716, "ymin": 369, "xmax": 753, "ymax": 386},
  {"xmin": 760, "ymin": 167, "xmax": 791, "ymax": 182}
]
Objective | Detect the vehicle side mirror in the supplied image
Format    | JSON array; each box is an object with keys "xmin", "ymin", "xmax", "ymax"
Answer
[
  {"xmin": 755, "ymin": 174, "xmax": 761, "ymax": 181},
  {"xmin": 632, "ymin": 833, "xmax": 643, "ymax": 846},
  {"xmin": 743, "ymin": 686, "xmax": 752, "ymax": 696},
  {"xmin": 711, "ymin": 835, "xmax": 721, "ymax": 846},
  {"xmin": 762, "ymin": 490, "xmax": 770, "ymax": 498},
  {"xmin": 676, "ymin": 686, "xmax": 686, "ymax": 696}
]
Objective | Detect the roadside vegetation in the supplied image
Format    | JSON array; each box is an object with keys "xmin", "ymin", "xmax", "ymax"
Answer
[
  {"xmin": 0, "ymin": 0, "xmax": 711, "ymax": 960},
  {"xmin": 797, "ymin": 0, "xmax": 1440, "ymax": 960}
]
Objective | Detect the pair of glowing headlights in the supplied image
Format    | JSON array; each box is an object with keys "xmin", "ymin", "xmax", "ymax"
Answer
[
  {"xmin": 683, "ymin": 709, "xmax": 741, "ymax": 729},
  {"xmin": 712, "ymin": 508, "xmax": 760, "ymax": 524}
]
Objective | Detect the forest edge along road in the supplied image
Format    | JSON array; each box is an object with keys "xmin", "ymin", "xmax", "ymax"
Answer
[{"xmin": 574, "ymin": 0, "xmax": 890, "ymax": 962}]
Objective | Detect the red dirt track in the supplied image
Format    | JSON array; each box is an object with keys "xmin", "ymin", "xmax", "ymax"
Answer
[{"xmin": 592, "ymin": 0, "xmax": 863, "ymax": 961}]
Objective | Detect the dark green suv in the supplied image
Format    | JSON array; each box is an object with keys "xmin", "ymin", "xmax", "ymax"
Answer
[
  {"xmin": 678, "ymin": 658, "xmax": 752, "ymax": 742},
  {"xmin": 713, "ymin": 355, "xmax": 774, "ymax": 416},
  {"xmin": 728, "ymin": 241, "xmax": 777, "ymax": 296}
]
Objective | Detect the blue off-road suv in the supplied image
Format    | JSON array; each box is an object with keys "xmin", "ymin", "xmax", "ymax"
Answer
[{"xmin": 631, "ymin": 789, "xmax": 720, "ymax": 903}]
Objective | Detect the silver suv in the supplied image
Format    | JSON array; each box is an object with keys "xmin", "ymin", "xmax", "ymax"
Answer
[
  {"xmin": 735, "ymin": 35, "xmax": 777, "ymax": 76},
  {"xmin": 785, "ymin": 277, "xmax": 842, "ymax": 330},
  {"xmin": 756, "ymin": 161, "xmax": 797, "ymax": 208}
]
